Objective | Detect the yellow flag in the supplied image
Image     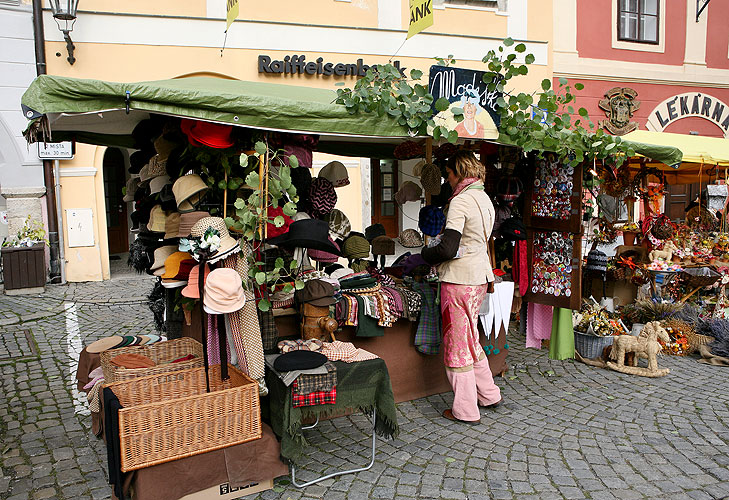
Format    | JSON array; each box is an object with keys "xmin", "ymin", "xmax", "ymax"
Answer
[
  {"xmin": 226, "ymin": 0, "xmax": 239, "ymax": 31},
  {"xmin": 407, "ymin": 0, "xmax": 433, "ymax": 39}
]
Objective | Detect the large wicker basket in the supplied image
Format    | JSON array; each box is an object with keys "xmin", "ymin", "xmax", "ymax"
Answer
[
  {"xmin": 100, "ymin": 337, "xmax": 204, "ymax": 383},
  {"xmin": 106, "ymin": 363, "xmax": 261, "ymax": 472},
  {"xmin": 574, "ymin": 331, "xmax": 615, "ymax": 359},
  {"xmin": 679, "ymin": 267, "xmax": 721, "ymax": 288}
]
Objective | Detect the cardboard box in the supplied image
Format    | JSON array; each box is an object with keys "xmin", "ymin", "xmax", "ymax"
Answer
[{"xmin": 178, "ymin": 479, "xmax": 273, "ymax": 500}]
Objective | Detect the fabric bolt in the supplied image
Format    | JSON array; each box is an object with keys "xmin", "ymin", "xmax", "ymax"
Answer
[
  {"xmin": 411, "ymin": 281, "xmax": 442, "ymax": 355},
  {"xmin": 440, "ymin": 282, "xmax": 489, "ymax": 368},
  {"xmin": 513, "ymin": 240, "xmax": 528, "ymax": 294},
  {"xmin": 446, "ymin": 357, "xmax": 501, "ymax": 422},
  {"xmin": 526, "ymin": 302, "xmax": 554, "ymax": 349},
  {"xmin": 292, "ymin": 384, "xmax": 337, "ymax": 408},
  {"xmin": 294, "ymin": 362, "xmax": 337, "ymax": 394}
]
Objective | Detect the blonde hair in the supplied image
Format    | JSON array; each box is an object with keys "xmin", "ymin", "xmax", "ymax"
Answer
[{"xmin": 447, "ymin": 151, "xmax": 485, "ymax": 182}]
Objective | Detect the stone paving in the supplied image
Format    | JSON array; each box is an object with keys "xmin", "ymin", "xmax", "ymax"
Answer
[{"xmin": 2, "ymin": 276, "xmax": 729, "ymax": 500}]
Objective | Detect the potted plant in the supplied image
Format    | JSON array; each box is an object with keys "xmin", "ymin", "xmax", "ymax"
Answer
[
  {"xmin": 1, "ymin": 215, "xmax": 48, "ymax": 294},
  {"xmin": 618, "ymin": 221, "xmax": 640, "ymax": 246}
]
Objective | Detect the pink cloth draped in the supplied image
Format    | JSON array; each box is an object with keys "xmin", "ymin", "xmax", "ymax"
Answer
[
  {"xmin": 526, "ymin": 302, "xmax": 554, "ymax": 349},
  {"xmin": 441, "ymin": 283, "xmax": 489, "ymax": 368}
]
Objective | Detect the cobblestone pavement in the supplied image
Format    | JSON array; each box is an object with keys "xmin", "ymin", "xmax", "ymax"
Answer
[{"xmin": 2, "ymin": 277, "xmax": 729, "ymax": 500}]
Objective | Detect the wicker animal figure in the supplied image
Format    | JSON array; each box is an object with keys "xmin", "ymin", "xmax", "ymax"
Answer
[
  {"xmin": 648, "ymin": 241, "xmax": 677, "ymax": 263},
  {"xmin": 606, "ymin": 321, "xmax": 670, "ymax": 377}
]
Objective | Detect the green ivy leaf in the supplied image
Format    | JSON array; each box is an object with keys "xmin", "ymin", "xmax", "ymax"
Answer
[
  {"xmin": 290, "ymin": 260, "xmax": 299, "ymax": 270},
  {"xmin": 258, "ymin": 299, "xmax": 271, "ymax": 312},
  {"xmin": 574, "ymin": 82, "xmax": 584, "ymax": 90},
  {"xmin": 279, "ymin": 165, "xmax": 292, "ymax": 189},
  {"xmin": 451, "ymin": 106, "xmax": 464, "ymax": 116},
  {"xmin": 578, "ymin": 107, "xmax": 589, "ymax": 117},
  {"xmin": 525, "ymin": 53, "xmax": 535, "ymax": 65},
  {"xmin": 541, "ymin": 79, "xmax": 551, "ymax": 91},
  {"xmin": 245, "ymin": 171, "xmax": 260, "ymax": 189},
  {"xmin": 254, "ymin": 142, "xmax": 267, "ymax": 155},
  {"xmin": 435, "ymin": 97, "xmax": 451, "ymax": 112},
  {"xmin": 410, "ymin": 69, "xmax": 423, "ymax": 80},
  {"xmin": 514, "ymin": 43, "xmax": 526, "ymax": 53},
  {"xmin": 282, "ymin": 202, "xmax": 297, "ymax": 216},
  {"xmin": 274, "ymin": 257, "xmax": 284, "ymax": 269},
  {"xmin": 289, "ymin": 154, "xmax": 299, "ymax": 169},
  {"xmin": 273, "ymin": 215, "xmax": 285, "ymax": 228},
  {"xmin": 239, "ymin": 154, "xmax": 248, "ymax": 168},
  {"xmin": 503, "ymin": 37, "xmax": 514, "ymax": 47},
  {"xmin": 217, "ymin": 179, "xmax": 227, "ymax": 190},
  {"xmin": 558, "ymin": 76, "xmax": 568, "ymax": 85},
  {"xmin": 255, "ymin": 272, "xmax": 267, "ymax": 286},
  {"xmin": 447, "ymin": 130, "xmax": 459, "ymax": 144},
  {"xmin": 283, "ymin": 283, "xmax": 294, "ymax": 293},
  {"xmin": 294, "ymin": 279, "xmax": 305, "ymax": 290}
]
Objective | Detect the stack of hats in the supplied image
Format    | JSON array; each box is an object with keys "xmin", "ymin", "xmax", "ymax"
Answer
[
  {"xmin": 178, "ymin": 211, "xmax": 210, "ymax": 238},
  {"xmin": 85, "ymin": 333, "xmax": 162, "ymax": 353},
  {"xmin": 309, "ymin": 238, "xmax": 341, "ymax": 263},
  {"xmin": 419, "ymin": 205, "xmax": 446, "ymax": 237},
  {"xmin": 160, "ymin": 252, "xmax": 196, "ymax": 288},
  {"xmin": 318, "ymin": 161, "xmax": 350, "ymax": 188},
  {"xmin": 150, "ymin": 246, "xmax": 178, "ymax": 276}
]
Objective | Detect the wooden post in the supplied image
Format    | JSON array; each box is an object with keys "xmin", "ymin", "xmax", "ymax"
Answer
[
  {"xmin": 425, "ymin": 138, "xmax": 433, "ymax": 206},
  {"xmin": 223, "ymin": 171, "xmax": 228, "ymax": 219},
  {"xmin": 257, "ymin": 153, "xmax": 265, "ymax": 241}
]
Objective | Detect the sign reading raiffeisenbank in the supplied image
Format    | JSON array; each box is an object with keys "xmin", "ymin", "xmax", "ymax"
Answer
[
  {"xmin": 407, "ymin": 0, "xmax": 434, "ymax": 39},
  {"xmin": 647, "ymin": 92, "xmax": 729, "ymax": 137},
  {"xmin": 258, "ymin": 55, "xmax": 406, "ymax": 77}
]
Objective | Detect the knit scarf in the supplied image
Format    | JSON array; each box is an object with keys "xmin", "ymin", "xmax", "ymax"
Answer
[{"xmin": 449, "ymin": 177, "xmax": 482, "ymax": 201}]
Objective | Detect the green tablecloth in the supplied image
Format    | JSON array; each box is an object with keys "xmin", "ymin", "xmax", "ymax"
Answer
[{"xmin": 266, "ymin": 358, "xmax": 399, "ymax": 463}]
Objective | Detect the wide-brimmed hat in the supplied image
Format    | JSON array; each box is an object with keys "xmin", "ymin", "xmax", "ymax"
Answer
[
  {"xmin": 160, "ymin": 251, "xmax": 195, "ymax": 279},
  {"xmin": 325, "ymin": 209, "xmax": 351, "ymax": 240},
  {"xmin": 178, "ymin": 211, "xmax": 210, "ymax": 238},
  {"xmin": 399, "ymin": 229, "xmax": 423, "ymax": 248},
  {"xmin": 419, "ymin": 205, "xmax": 446, "ymax": 237},
  {"xmin": 123, "ymin": 178, "xmax": 139, "ymax": 202},
  {"xmin": 365, "ymin": 223, "xmax": 386, "ymax": 242},
  {"xmin": 420, "ymin": 163, "xmax": 442, "ymax": 195},
  {"xmin": 148, "ymin": 205, "xmax": 168, "ymax": 233},
  {"xmin": 181, "ymin": 119, "xmax": 235, "ymax": 149},
  {"xmin": 267, "ymin": 219, "xmax": 340, "ymax": 254},
  {"xmin": 163, "ymin": 212, "xmax": 181, "ymax": 239},
  {"xmin": 372, "ymin": 235, "xmax": 395, "ymax": 256},
  {"xmin": 318, "ymin": 161, "xmax": 350, "ymax": 188},
  {"xmin": 266, "ymin": 206, "xmax": 293, "ymax": 239},
  {"xmin": 149, "ymin": 174, "xmax": 171, "ymax": 195},
  {"xmin": 295, "ymin": 279, "xmax": 336, "ymax": 307},
  {"xmin": 308, "ymin": 177, "xmax": 337, "ymax": 218},
  {"xmin": 203, "ymin": 268, "xmax": 245, "ymax": 314},
  {"xmin": 394, "ymin": 181, "xmax": 422, "ymax": 205},
  {"xmin": 150, "ymin": 245, "xmax": 178, "ymax": 273},
  {"xmin": 181, "ymin": 263, "xmax": 210, "ymax": 299},
  {"xmin": 173, "ymin": 174, "xmax": 209, "ymax": 213},
  {"xmin": 309, "ymin": 238, "xmax": 340, "ymax": 263},
  {"xmin": 342, "ymin": 235, "xmax": 370, "ymax": 259},
  {"xmin": 190, "ymin": 217, "xmax": 240, "ymax": 262}
]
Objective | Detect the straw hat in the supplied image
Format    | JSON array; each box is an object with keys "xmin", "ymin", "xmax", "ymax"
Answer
[
  {"xmin": 318, "ymin": 161, "xmax": 350, "ymax": 188},
  {"xmin": 149, "ymin": 174, "xmax": 171, "ymax": 195},
  {"xmin": 190, "ymin": 216, "xmax": 240, "ymax": 262},
  {"xmin": 123, "ymin": 178, "xmax": 139, "ymax": 203},
  {"xmin": 394, "ymin": 181, "xmax": 422, "ymax": 205},
  {"xmin": 173, "ymin": 174, "xmax": 210, "ymax": 213},
  {"xmin": 163, "ymin": 212, "xmax": 181, "ymax": 240},
  {"xmin": 203, "ymin": 268, "xmax": 245, "ymax": 314},
  {"xmin": 178, "ymin": 211, "xmax": 210, "ymax": 238},
  {"xmin": 147, "ymin": 205, "xmax": 168, "ymax": 233},
  {"xmin": 181, "ymin": 263, "xmax": 210, "ymax": 299},
  {"xmin": 399, "ymin": 229, "xmax": 423, "ymax": 248},
  {"xmin": 420, "ymin": 163, "xmax": 442, "ymax": 195},
  {"xmin": 150, "ymin": 245, "xmax": 178, "ymax": 273}
]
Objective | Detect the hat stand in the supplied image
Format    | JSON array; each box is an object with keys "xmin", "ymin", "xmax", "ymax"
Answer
[{"xmin": 197, "ymin": 260, "xmax": 211, "ymax": 392}]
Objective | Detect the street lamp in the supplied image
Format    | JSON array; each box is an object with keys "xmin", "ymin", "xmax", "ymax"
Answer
[{"xmin": 49, "ymin": 0, "xmax": 79, "ymax": 65}]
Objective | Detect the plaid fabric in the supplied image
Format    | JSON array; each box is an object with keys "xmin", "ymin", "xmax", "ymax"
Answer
[
  {"xmin": 321, "ymin": 341, "xmax": 379, "ymax": 362},
  {"xmin": 292, "ymin": 383, "xmax": 336, "ymax": 407},
  {"xmin": 257, "ymin": 307, "xmax": 279, "ymax": 352},
  {"xmin": 411, "ymin": 281, "xmax": 441, "ymax": 355},
  {"xmin": 294, "ymin": 362, "xmax": 337, "ymax": 394}
]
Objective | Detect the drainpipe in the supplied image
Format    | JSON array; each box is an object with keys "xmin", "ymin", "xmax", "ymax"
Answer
[{"xmin": 32, "ymin": 0, "xmax": 64, "ymax": 284}]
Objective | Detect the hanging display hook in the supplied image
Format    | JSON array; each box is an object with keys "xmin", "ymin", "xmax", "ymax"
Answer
[{"xmin": 124, "ymin": 91, "xmax": 131, "ymax": 114}]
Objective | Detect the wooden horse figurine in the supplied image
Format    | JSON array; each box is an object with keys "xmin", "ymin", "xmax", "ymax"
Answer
[{"xmin": 606, "ymin": 321, "xmax": 670, "ymax": 377}]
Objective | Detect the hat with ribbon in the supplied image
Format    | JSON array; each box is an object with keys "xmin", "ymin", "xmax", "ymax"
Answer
[
  {"xmin": 399, "ymin": 228, "xmax": 423, "ymax": 248},
  {"xmin": 173, "ymin": 174, "xmax": 210, "ymax": 213},
  {"xmin": 371, "ymin": 235, "xmax": 395, "ymax": 256},
  {"xmin": 149, "ymin": 174, "xmax": 171, "ymax": 195},
  {"xmin": 394, "ymin": 181, "xmax": 422, "ymax": 205},
  {"xmin": 364, "ymin": 223, "xmax": 386, "ymax": 242},
  {"xmin": 181, "ymin": 119, "xmax": 235, "ymax": 149},
  {"xmin": 418, "ymin": 205, "xmax": 446, "ymax": 237},
  {"xmin": 163, "ymin": 212, "xmax": 181, "ymax": 240},
  {"xmin": 150, "ymin": 245, "xmax": 178, "ymax": 273},
  {"xmin": 318, "ymin": 161, "xmax": 350, "ymax": 188},
  {"xmin": 309, "ymin": 238, "xmax": 340, "ymax": 263},
  {"xmin": 181, "ymin": 263, "xmax": 211, "ymax": 299},
  {"xmin": 123, "ymin": 178, "xmax": 139, "ymax": 203},
  {"xmin": 420, "ymin": 162, "xmax": 442, "ymax": 196},
  {"xmin": 295, "ymin": 279, "xmax": 336, "ymax": 307},
  {"xmin": 148, "ymin": 205, "xmax": 169, "ymax": 233},
  {"xmin": 178, "ymin": 211, "xmax": 210, "ymax": 238},
  {"xmin": 190, "ymin": 216, "xmax": 240, "ymax": 262},
  {"xmin": 266, "ymin": 206, "xmax": 293, "ymax": 239},
  {"xmin": 308, "ymin": 177, "xmax": 337, "ymax": 218},
  {"xmin": 203, "ymin": 268, "xmax": 246, "ymax": 314},
  {"xmin": 342, "ymin": 235, "xmax": 370, "ymax": 260},
  {"xmin": 325, "ymin": 209, "xmax": 351, "ymax": 240},
  {"xmin": 267, "ymin": 219, "xmax": 340, "ymax": 255}
]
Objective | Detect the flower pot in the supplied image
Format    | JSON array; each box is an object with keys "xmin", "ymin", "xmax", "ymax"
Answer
[
  {"xmin": 622, "ymin": 231, "xmax": 638, "ymax": 246},
  {"xmin": 2, "ymin": 244, "xmax": 46, "ymax": 294}
]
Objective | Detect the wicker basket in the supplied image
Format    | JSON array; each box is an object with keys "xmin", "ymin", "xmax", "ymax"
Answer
[
  {"xmin": 679, "ymin": 267, "xmax": 720, "ymax": 288},
  {"xmin": 100, "ymin": 337, "xmax": 204, "ymax": 383},
  {"xmin": 688, "ymin": 332, "xmax": 714, "ymax": 351},
  {"xmin": 607, "ymin": 267, "xmax": 631, "ymax": 281},
  {"xmin": 574, "ymin": 331, "xmax": 615, "ymax": 359},
  {"xmin": 650, "ymin": 216, "xmax": 675, "ymax": 240},
  {"xmin": 106, "ymin": 364, "xmax": 261, "ymax": 472}
]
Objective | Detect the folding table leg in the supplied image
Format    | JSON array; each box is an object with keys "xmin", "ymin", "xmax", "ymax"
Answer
[{"xmin": 290, "ymin": 409, "xmax": 377, "ymax": 488}]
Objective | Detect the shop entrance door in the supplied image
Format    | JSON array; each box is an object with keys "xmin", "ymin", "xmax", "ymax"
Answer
[
  {"xmin": 103, "ymin": 148, "xmax": 129, "ymax": 255},
  {"xmin": 371, "ymin": 159, "xmax": 399, "ymax": 237}
]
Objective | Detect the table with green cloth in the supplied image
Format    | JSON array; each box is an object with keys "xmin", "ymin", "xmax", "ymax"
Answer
[{"xmin": 266, "ymin": 358, "xmax": 399, "ymax": 464}]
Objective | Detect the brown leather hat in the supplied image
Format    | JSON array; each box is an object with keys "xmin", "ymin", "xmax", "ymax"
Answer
[{"xmin": 295, "ymin": 279, "xmax": 336, "ymax": 307}]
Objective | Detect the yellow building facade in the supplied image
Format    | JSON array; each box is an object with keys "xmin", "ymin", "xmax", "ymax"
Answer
[{"xmin": 41, "ymin": 0, "xmax": 553, "ymax": 281}]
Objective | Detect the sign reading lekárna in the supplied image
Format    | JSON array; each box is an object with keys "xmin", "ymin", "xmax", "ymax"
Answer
[{"xmin": 647, "ymin": 92, "xmax": 729, "ymax": 138}]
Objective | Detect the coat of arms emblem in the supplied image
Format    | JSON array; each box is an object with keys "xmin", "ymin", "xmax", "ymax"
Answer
[{"xmin": 598, "ymin": 87, "xmax": 640, "ymax": 135}]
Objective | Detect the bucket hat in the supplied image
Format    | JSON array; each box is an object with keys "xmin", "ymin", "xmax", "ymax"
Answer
[
  {"xmin": 190, "ymin": 217, "xmax": 240, "ymax": 262},
  {"xmin": 178, "ymin": 211, "xmax": 210, "ymax": 238},
  {"xmin": 181, "ymin": 263, "xmax": 211, "ymax": 299},
  {"xmin": 308, "ymin": 177, "xmax": 337, "ymax": 218},
  {"xmin": 160, "ymin": 251, "xmax": 195, "ymax": 279},
  {"xmin": 138, "ymin": 163, "xmax": 152, "ymax": 184},
  {"xmin": 342, "ymin": 235, "xmax": 370, "ymax": 259},
  {"xmin": 123, "ymin": 178, "xmax": 139, "ymax": 202},
  {"xmin": 150, "ymin": 245, "xmax": 178, "ymax": 273},
  {"xmin": 309, "ymin": 238, "xmax": 340, "ymax": 263},
  {"xmin": 203, "ymin": 268, "xmax": 246, "ymax": 314},
  {"xmin": 399, "ymin": 229, "xmax": 423, "ymax": 248},
  {"xmin": 181, "ymin": 119, "xmax": 235, "ymax": 149},
  {"xmin": 295, "ymin": 279, "xmax": 336, "ymax": 307},
  {"xmin": 163, "ymin": 212, "xmax": 181, "ymax": 239},
  {"xmin": 267, "ymin": 219, "xmax": 341, "ymax": 254},
  {"xmin": 149, "ymin": 174, "xmax": 171, "ymax": 195},
  {"xmin": 325, "ymin": 209, "xmax": 351, "ymax": 240},
  {"xmin": 318, "ymin": 161, "xmax": 350, "ymax": 188},
  {"xmin": 146, "ymin": 155, "xmax": 168, "ymax": 179},
  {"xmin": 394, "ymin": 181, "xmax": 422, "ymax": 205},
  {"xmin": 148, "ymin": 205, "xmax": 168, "ymax": 233},
  {"xmin": 372, "ymin": 235, "xmax": 395, "ymax": 256},
  {"xmin": 418, "ymin": 205, "xmax": 446, "ymax": 237},
  {"xmin": 420, "ymin": 162, "xmax": 442, "ymax": 195},
  {"xmin": 365, "ymin": 223, "xmax": 386, "ymax": 242},
  {"xmin": 173, "ymin": 174, "xmax": 210, "ymax": 213}
]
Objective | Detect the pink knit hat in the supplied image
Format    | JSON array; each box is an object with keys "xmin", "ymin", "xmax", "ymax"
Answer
[{"xmin": 308, "ymin": 237, "xmax": 340, "ymax": 263}]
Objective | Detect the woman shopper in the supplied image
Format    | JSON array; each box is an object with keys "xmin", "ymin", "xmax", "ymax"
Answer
[{"xmin": 421, "ymin": 150, "xmax": 501, "ymax": 425}]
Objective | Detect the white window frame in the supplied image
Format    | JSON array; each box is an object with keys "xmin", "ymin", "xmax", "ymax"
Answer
[{"xmin": 611, "ymin": 0, "xmax": 666, "ymax": 53}]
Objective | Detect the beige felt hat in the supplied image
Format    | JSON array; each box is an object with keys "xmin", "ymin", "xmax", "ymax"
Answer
[
  {"xmin": 150, "ymin": 245, "xmax": 178, "ymax": 273},
  {"xmin": 86, "ymin": 335, "xmax": 124, "ymax": 354},
  {"xmin": 173, "ymin": 174, "xmax": 209, "ymax": 213},
  {"xmin": 148, "ymin": 205, "xmax": 168, "ymax": 233},
  {"xmin": 394, "ymin": 181, "xmax": 423, "ymax": 205},
  {"xmin": 178, "ymin": 211, "xmax": 210, "ymax": 238},
  {"xmin": 318, "ymin": 161, "xmax": 350, "ymax": 188},
  {"xmin": 123, "ymin": 178, "xmax": 139, "ymax": 202},
  {"xmin": 203, "ymin": 268, "xmax": 246, "ymax": 314},
  {"xmin": 149, "ymin": 174, "xmax": 171, "ymax": 195},
  {"xmin": 163, "ymin": 212, "xmax": 181, "ymax": 240}
]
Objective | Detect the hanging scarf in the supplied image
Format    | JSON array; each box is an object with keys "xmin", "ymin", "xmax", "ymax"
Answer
[{"xmin": 449, "ymin": 177, "xmax": 482, "ymax": 201}]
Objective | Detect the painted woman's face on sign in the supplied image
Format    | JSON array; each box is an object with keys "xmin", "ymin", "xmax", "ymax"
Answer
[{"xmin": 464, "ymin": 101, "xmax": 477, "ymax": 119}]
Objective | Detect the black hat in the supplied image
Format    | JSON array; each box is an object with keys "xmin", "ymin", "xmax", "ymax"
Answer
[
  {"xmin": 159, "ymin": 184, "xmax": 177, "ymax": 212},
  {"xmin": 364, "ymin": 223, "xmax": 386, "ymax": 242},
  {"xmin": 129, "ymin": 149, "xmax": 155, "ymax": 174},
  {"xmin": 131, "ymin": 119, "xmax": 163, "ymax": 150},
  {"xmin": 267, "ymin": 219, "xmax": 340, "ymax": 255},
  {"xmin": 500, "ymin": 216, "xmax": 527, "ymax": 241},
  {"xmin": 273, "ymin": 350, "xmax": 328, "ymax": 372},
  {"xmin": 290, "ymin": 166, "xmax": 312, "ymax": 212}
]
